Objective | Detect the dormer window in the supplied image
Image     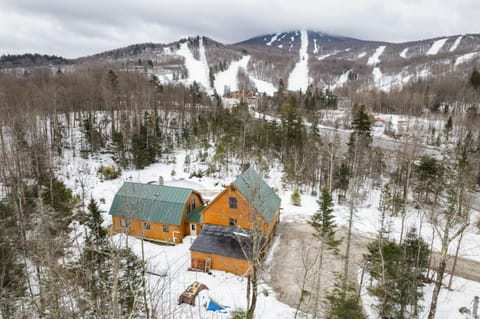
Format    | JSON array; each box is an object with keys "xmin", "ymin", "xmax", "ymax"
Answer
[{"xmin": 229, "ymin": 197, "xmax": 237, "ymax": 209}]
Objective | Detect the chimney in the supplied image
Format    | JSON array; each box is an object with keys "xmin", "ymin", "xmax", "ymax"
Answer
[{"xmin": 159, "ymin": 176, "xmax": 164, "ymax": 186}]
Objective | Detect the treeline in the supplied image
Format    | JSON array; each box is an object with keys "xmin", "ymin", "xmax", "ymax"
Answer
[
  {"xmin": 341, "ymin": 68, "xmax": 480, "ymax": 118},
  {"xmin": 0, "ymin": 53, "xmax": 70, "ymax": 69}
]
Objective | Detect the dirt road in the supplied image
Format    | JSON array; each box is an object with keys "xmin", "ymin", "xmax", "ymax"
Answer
[{"xmin": 263, "ymin": 221, "xmax": 480, "ymax": 317}]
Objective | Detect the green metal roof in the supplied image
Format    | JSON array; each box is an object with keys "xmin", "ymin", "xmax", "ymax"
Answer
[
  {"xmin": 109, "ymin": 182, "xmax": 193, "ymax": 225},
  {"xmin": 233, "ymin": 167, "xmax": 281, "ymax": 223},
  {"xmin": 185, "ymin": 206, "xmax": 204, "ymax": 223}
]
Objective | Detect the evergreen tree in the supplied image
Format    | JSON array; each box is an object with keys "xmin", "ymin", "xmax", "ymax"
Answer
[
  {"xmin": 364, "ymin": 229, "xmax": 429, "ymax": 318},
  {"xmin": 308, "ymin": 188, "xmax": 341, "ymax": 317},
  {"xmin": 469, "ymin": 68, "xmax": 480, "ymax": 89},
  {"xmin": 0, "ymin": 201, "xmax": 26, "ymax": 318},
  {"xmin": 85, "ymin": 198, "xmax": 107, "ymax": 245},
  {"xmin": 444, "ymin": 116, "xmax": 453, "ymax": 138},
  {"xmin": 348, "ymin": 104, "xmax": 372, "ymax": 156},
  {"xmin": 326, "ymin": 280, "xmax": 366, "ymax": 319},
  {"xmin": 310, "ymin": 188, "xmax": 340, "ymax": 249}
]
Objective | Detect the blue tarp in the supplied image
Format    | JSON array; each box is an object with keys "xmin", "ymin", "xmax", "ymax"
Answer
[{"xmin": 207, "ymin": 299, "xmax": 230, "ymax": 313}]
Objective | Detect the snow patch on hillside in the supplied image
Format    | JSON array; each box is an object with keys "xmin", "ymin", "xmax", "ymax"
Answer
[
  {"xmin": 214, "ymin": 55, "xmax": 250, "ymax": 95},
  {"xmin": 252, "ymin": 78, "xmax": 276, "ymax": 96},
  {"xmin": 357, "ymin": 52, "xmax": 367, "ymax": 59},
  {"xmin": 426, "ymin": 38, "xmax": 448, "ymax": 55},
  {"xmin": 330, "ymin": 70, "xmax": 350, "ymax": 89},
  {"xmin": 455, "ymin": 51, "xmax": 480, "ymax": 67},
  {"xmin": 367, "ymin": 46, "xmax": 386, "ymax": 66},
  {"xmin": 450, "ymin": 35, "xmax": 463, "ymax": 52},
  {"xmin": 372, "ymin": 67, "xmax": 383, "ymax": 87},
  {"xmin": 318, "ymin": 53, "xmax": 331, "ymax": 60},
  {"xmin": 371, "ymin": 67, "xmax": 413, "ymax": 92},
  {"xmin": 266, "ymin": 33, "xmax": 280, "ymax": 46},
  {"xmin": 313, "ymin": 39, "xmax": 319, "ymax": 54},
  {"xmin": 400, "ymin": 48, "xmax": 409, "ymax": 58},
  {"xmin": 176, "ymin": 38, "xmax": 210, "ymax": 91},
  {"xmin": 287, "ymin": 29, "xmax": 310, "ymax": 92}
]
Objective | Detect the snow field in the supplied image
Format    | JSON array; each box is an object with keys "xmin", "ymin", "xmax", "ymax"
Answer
[
  {"xmin": 426, "ymin": 38, "xmax": 448, "ymax": 55},
  {"xmin": 367, "ymin": 45, "xmax": 386, "ymax": 66},
  {"xmin": 176, "ymin": 38, "xmax": 211, "ymax": 92},
  {"xmin": 57, "ymin": 108, "xmax": 480, "ymax": 319},
  {"xmin": 213, "ymin": 55, "xmax": 250, "ymax": 96},
  {"xmin": 287, "ymin": 29, "xmax": 310, "ymax": 92},
  {"xmin": 450, "ymin": 36, "xmax": 463, "ymax": 52}
]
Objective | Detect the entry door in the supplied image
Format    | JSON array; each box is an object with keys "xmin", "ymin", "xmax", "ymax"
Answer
[{"xmin": 190, "ymin": 223, "xmax": 196, "ymax": 235}]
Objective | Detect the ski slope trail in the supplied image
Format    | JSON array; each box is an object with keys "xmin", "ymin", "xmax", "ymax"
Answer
[
  {"xmin": 287, "ymin": 29, "xmax": 310, "ymax": 92},
  {"xmin": 176, "ymin": 37, "xmax": 210, "ymax": 91}
]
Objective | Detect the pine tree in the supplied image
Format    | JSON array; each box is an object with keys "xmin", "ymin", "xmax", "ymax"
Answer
[
  {"xmin": 469, "ymin": 68, "xmax": 480, "ymax": 89},
  {"xmin": 308, "ymin": 188, "xmax": 340, "ymax": 317},
  {"xmin": 326, "ymin": 280, "xmax": 366, "ymax": 319},
  {"xmin": 364, "ymin": 229, "xmax": 429, "ymax": 318}
]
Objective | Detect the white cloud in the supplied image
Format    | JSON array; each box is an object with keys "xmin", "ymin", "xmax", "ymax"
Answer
[{"xmin": 0, "ymin": 0, "xmax": 479, "ymax": 58}]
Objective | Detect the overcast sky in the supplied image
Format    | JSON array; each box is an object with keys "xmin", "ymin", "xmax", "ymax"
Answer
[{"xmin": 1, "ymin": 0, "xmax": 478, "ymax": 58}]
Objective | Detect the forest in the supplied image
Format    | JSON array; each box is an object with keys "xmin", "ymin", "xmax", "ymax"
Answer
[{"xmin": 0, "ymin": 65, "xmax": 479, "ymax": 319}]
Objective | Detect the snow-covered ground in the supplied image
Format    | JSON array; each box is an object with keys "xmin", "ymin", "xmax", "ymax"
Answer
[
  {"xmin": 56, "ymin": 108, "xmax": 480, "ymax": 318},
  {"xmin": 330, "ymin": 69, "xmax": 350, "ymax": 90},
  {"xmin": 361, "ymin": 271, "xmax": 480, "ymax": 319},
  {"xmin": 426, "ymin": 38, "xmax": 448, "ymax": 55},
  {"xmin": 450, "ymin": 36, "xmax": 463, "ymax": 52},
  {"xmin": 287, "ymin": 29, "xmax": 310, "ymax": 92},
  {"xmin": 455, "ymin": 52, "xmax": 480, "ymax": 68},
  {"xmin": 367, "ymin": 45, "xmax": 386, "ymax": 66},
  {"xmin": 176, "ymin": 38, "xmax": 211, "ymax": 92},
  {"xmin": 251, "ymin": 78, "xmax": 276, "ymax": 96},
  {"xmin": 400, "ymin": 47, "xmax": 409, "ymax": 58},
  {"xmin": 214, "ymin": 55, "xmax": 250, "ymax": 96}
]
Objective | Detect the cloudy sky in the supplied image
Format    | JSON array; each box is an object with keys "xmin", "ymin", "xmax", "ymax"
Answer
[{"xmin": 1, "ymin": 0, "xmax": 478, "ymax": 58}]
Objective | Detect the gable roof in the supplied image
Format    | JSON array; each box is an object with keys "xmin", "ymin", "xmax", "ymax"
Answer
[
  {"xmin": 190, "ymin": 224, "xmax": 253, "ymax": 260},
  {"xmin": 233, "ymin": 167, "xmax": 281, "ymax": 223},
  {"xmin": 109, "ymin": 182, "xmax": 194, "ymax": 225},
  {"xmin": 185, "ymin": 206, "xmax": 204, "ymax": 223}
]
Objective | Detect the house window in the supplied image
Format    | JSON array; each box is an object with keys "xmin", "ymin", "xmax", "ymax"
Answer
[
  {"xmin": 120, "ymin": 218, "xmax": 130, "ymax": 228},
  {"xmin": 163, "ymin": 225, "xmax": 169, "ymax": 233},
  {"xmin": 229, "ymin": 218, "xmax": 237, "ymax": 226},
  {"xmin": 144, "ymin": 222, "xmax": 150, "ymax": 230},
  {"xmin": 187, "ymin": 203, "xmax": 191, "ymax": 213},
  {"xmin": 229, "ymin": 197, "xmax": 237, "ymax": 209},
  {"xmin": 192, "ymin": 198, "xmax": 196, "ymax": 209}
]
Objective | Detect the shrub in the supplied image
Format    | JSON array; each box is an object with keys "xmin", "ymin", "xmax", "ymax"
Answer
[
  {"xmin": 97, "ymin": 165, "xmax": 122, "ymax": 180},
  {"xmin": 291, "ymin": 189, "xmax": 302, "ymax": 206}
]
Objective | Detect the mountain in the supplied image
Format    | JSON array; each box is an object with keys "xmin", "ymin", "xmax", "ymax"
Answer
[{"xmin": 2, "ymin": 30, "xmax": 480, "ymax": 95}]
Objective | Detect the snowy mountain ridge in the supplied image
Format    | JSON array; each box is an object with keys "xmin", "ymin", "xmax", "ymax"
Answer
[{"xmin": 3, "ymin": 30, "xmax": 480, "ymax": 95}]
